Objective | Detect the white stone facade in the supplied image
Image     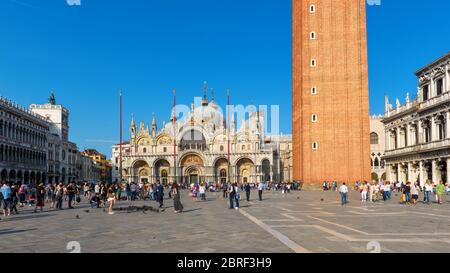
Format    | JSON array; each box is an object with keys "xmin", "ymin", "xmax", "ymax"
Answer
[
  {"xmin": 383, "ymin": 52, "xmax": 450, "ymax": 186},
  {"xmin": 111, "ymin": 93, "xmax": 292, "ymax": 186}
]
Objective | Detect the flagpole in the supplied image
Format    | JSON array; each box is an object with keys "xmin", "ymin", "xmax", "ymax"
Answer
[
  {"xmin": 227, "ymin": 90, "xmax": 231, "ymax": 184},
  {"xmin": 119, "ymin": 91, "xmax": 123, "ymax": 184},
  {"xmin": 173, "ymin": 89, "xmax": 177, "ymax": 186}
]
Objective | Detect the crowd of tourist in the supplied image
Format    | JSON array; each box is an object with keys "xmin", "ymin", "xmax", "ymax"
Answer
[{"xmin": 336, "ymin": 179, "xmax": 449, "ymax": 206}]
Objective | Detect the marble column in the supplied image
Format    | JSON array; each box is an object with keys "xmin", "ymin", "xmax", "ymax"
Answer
[
  {"xmin": 431, "ymin": 76, "xmax": 435, "ymax": 97},
  {"xmin": 407, "ymin": 162, "xmax": 413, "ymax": 182},
  {"xmin": 445, "ymin": 64, "xmax": 449, "ymax": 92},
  {"xmin": 431, "ymin": 116, "xmax": 438, "ymax": 141},
  {"xmin": 406, "ymin": 124, "xmax": 411, "ymax": 147},
  {"xmin": 418, "ymin": 161, "xmax": 425, "ymax": 187},
  {"xmin": 386, "ymin": 164, "xmax": 392, "ymax": 182},
  {"xmin": 446, "ymin": 111, "xmax": 450, "ymax": 139},
  {"xmin": 432, "ymin": 160, "xmax": 439, "ymax": 184},
  {"xmin": 447, "ymin": 158, "xmax": 450, "ymax": 186},
  {"xmin": 418, "ymin": 121, "xmax": 424, "ymax": 144}
]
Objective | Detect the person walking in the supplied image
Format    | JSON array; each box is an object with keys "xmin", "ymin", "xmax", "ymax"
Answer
[
  {"xmin": 34, "ymin": 183, "xmax": 45, "ymax": 213},
  {"xmin": 55, "ymin": 183, "xmax": 64, "ymax": 210},
  {"xmin": 172, "ymin": 182, "xmax": 184, "ymax": 213},
  {"xmin": 156, "ymin": 181, "xmax": 164, "ymax": 208},
  {"xmin": 361, "ymin": 182, "xmax": 368, "ymax": 203},
  {"xmin": 18, "ymin": 184, "xmax": 27, "ymax": 207},
  {"xmin": 49, "ymin": 183, "xmax": 56, "ymax": 209},
  {"xmin": 10, "ymin": 184, "xmax": 19, "ymax": 215},
  {"xmin": 66, "ymin": 182, "xmax": 76, "ymax": 209},
  {"xmin": 107, "ymin": 186, "xmax": 116, "ymax": 215},
  {"xmin": 229, "ymin": 182, "xmax": 235, "ymax": 209},
  {"xmin": 233, "ymin": 183, "xmax": 240, "ymax": 210},
  {"xmin": 436, "ymin": 180, "xmax": 445, "ymax": 204},
  {"xmin": 411, "ymin": 182, "xmax": 420, "ymax": 205},
  {"xmin": 222, "ymin": 183, "xmax": 228, "ymax": 200},
  {"xmin": 258, "ymin": 182, "xmax": 263, "ymax": 201},
  {"xmin": 424, "ymin": 180, "xmax": 432, "ymax": 204},
  {"xmin": 403, "ymin": 182, "xmax": 411, "ymax": 204},
  {"xmin": 244, "ymin": 183, "xmax": 251, "ymax": 202},
  {"xmin": 199, "ymin": 183, "xmax": 206, "ymax": 201},
  {"xmin": 0, "ymin": 182, "xmax": 12, "ymax": 217},
  {"xmin": 339, "ymin": 182, "xmax": 348, "ymax": 206}
]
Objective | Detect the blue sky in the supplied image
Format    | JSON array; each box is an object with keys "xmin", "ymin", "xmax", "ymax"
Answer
[{"xmin": 0, "ymin": 0, "xmax": 449, "ymax": 157}]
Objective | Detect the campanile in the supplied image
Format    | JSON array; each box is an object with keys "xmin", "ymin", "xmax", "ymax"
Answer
[{"xmin": 292, "ymin": 0, "xmax": 371, "ymax": 184}]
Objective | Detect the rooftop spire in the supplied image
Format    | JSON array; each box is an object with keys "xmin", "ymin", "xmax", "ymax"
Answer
[
  {"xmin": 131, "ymin": 114, "xmax": 135, "ymax": 128},
  {"xmin": 202, "ymin": 81, "xmax": 208, "ymax": 106}
]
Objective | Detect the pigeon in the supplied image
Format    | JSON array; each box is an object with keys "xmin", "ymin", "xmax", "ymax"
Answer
[
  {"xmin": 84, "ymin": 210, "xmax": 90, "ymax": 213},
  {"xmin": 76, "ymin": 215, "xmax": 80, "ymax": 219},
  {"xmin": 320, "ymin": 198, "xmax": 324, "ymax": 202},
  {"xmin": 297, "ymin": 197, "xmax": 300, "ymax": 200}
]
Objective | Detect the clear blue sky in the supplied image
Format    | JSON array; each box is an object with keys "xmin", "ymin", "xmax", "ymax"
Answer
[{"xmin": 1, "ymin": 0, "xmax": 449, "ymax": 157}]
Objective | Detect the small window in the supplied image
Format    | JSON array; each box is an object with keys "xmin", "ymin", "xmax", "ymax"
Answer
[
  {"xmin": 370, "ymin": 132, "xmax": 379, "ymax": 145},
  {"xmin": 310, "ymin": 32, "xmax": 316, "ymax": 40},
  {"xmin": 220, "ymin": 145, "xmax": 224, "ymax": 152},
  {"xmin": 310, "ymin": 59, "xmax": 317, "ymax": 67},
  {"xmin": 242, "ymin": 145, "xmax": 246, "ymax": 151},
  {"xmin": 311, "ymin": 87, "xmax": 317, "ymax": 95},
  {"xmin": 143, "ymin": 148, "xmax": 147, "ymax": 153},
  {"xmin": 309, "ymin": 5, "xmax": 316, "ymax": 13},
  {"xmin": 312, "ymin": 142, "xmax": 319, "ymax": 150},
  {"xmin": 163, "ymin": 147, "xmax": 167, "ymax": 153},
  {"xmin": 436, "ymin": 78, "xmax": 443, "ymax": 96},
  {"xmin": 311, "ymin": 114, "xmax": 318, "ymax": 123}
]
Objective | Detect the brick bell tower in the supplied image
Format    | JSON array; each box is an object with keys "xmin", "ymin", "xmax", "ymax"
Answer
[{"xmin": 292, "ymin": 0, "xmax": 371, "ymax": 184}]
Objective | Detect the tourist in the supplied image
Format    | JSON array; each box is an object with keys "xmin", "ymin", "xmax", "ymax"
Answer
[
  {"xmin": 49, "ymin": 183, "xmax": 56, "ymax": 209},
  {"xmin": 83, "ymin": 183, "xmax": 90, "ymax": 200},
  {"xmin": 339, "ymin": 182, "xmax": 348, "ymax": 206},
  {"xmin": 18, "ymin": 183, "xmax": 27, "ymax": 207},
  {"xmin": 66, "ymin": 182, "xmax": 76, "ymax": 209},
  {"xmin": 258, "ymin": 182, "xmax": 263, "ymax": 201},
  {"xmin": 10, "ymin": 184, "xmax": 19, "ymax": 215},
  {"xmin": 199, "ymin": 183, "xmax": 206, "ymax": 201},
  {"xmin": 222, "ymin": 182, "xmax": 228, "ymax": 199},
  {"xmin": 130, "ymin": 182, "xmax": 137, "ymax": 201},
  {"xmin": 411, "ymin": 182, "xmax": 420, "ymax": 205},
  {"xmin": 436, "ymin": 180, "xmax": 445, "ymax": 205},
  {"xmin": 55, "ymin": 183, "xmax": 64, "ymax": 210},
  {"xmin": 424, "ymin": 180, "xmax": 432, "ymax": 204},
  {"xmin": 229, "ymin": 182, "xmax": 236, "ymax": 209},
  {"xmin": 244, "ymin": 183, "xmax": 251, "ymax": 202},
  {"xmin": 191, "ymin": 184, "xmax": 198, "ymax": 202},
  {"xmin": 107, "ymin": 186, "xmax": 116, "ymax": 215},
  {"xmin": 172, "ymin": 182, "xmax": 183, "ymax": 213},
  {"xmin": 156, "ymin": 181, "xmax": 164, "ymax": 208},
  {"xmin": 233, "ymin": 183, "xmax": 240, "ymax": 210},
  {"xmin": 34, "ymin": 183, "xmax": 46, "ymax": 213},
  {"xmin": 383, "ymin": 182, "xmax": 391, "ymax": 201},
  {"xmin": 361, "ymin": 182, "xmax": 368, "ymax": 203},
  {"xmin": 332, "ymin": 181, "xmax": 338, "ymax": 192},
  {"xmin": 403, "ymin": 182, "xmax": 411, "ymax": 204},
  {"xmin": 116, "ymin": 184, "xmax": 122, "ymax": 201},
  {"xmin": 1, "ymin": 182, "xmax": 12, "ymax": 217},
  {"xmin": 45, "ymin": 183, "xmax": 53, "ymax": 204},
  {"xmin": 369, "ymin": 181, "xmax": 376, "ymax": 202}
]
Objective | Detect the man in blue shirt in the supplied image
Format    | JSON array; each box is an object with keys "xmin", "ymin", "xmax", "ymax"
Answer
[{"xmin": 1, "ymin": 182, "xmax": 12, "ymax": 217}]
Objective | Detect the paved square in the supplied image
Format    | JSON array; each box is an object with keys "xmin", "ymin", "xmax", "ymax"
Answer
[{"xmin": 1, "ymin": 190, "xmax": 450, "ymax": 253}]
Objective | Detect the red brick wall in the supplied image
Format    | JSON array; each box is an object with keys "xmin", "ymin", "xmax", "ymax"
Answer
[{"xmin": 293, "ymin": 0, "xmax": 371, "ymax": 184}]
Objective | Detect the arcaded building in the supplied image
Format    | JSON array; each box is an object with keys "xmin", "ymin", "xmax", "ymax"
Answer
[
  {"xmin": 383, "ymin": 52, "xmax": 450, "ymax": 186},
  {"xmin": 292, "ymin": 0, "xmax": 371, "ymax": 183}
]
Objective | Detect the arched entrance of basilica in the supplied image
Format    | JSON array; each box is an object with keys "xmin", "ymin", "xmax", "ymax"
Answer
[
  {"xmin": 180, "ymin": 153, "xmax": 204, "ymax": 185},
  {"xmin": 132, "ymin": 160, "xmax": 151, "ymax": 184}
]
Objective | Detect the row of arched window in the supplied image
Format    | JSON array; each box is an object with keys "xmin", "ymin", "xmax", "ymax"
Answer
[
  {"xmin": 0, "ymin": 119, "xmax": 47, "ymax": 147},
  {"xmin": 0, "ymin": 144, "xmax": 46, "ymax": 165}
]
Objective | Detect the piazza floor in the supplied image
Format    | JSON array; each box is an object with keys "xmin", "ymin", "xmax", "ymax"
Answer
[{"xmin": 1, "ymin": 189, "xmax": 450, "ymax": 253}]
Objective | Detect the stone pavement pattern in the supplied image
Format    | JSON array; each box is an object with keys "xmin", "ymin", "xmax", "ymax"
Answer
[{"xmin": 1, "ymin": 190, "xmax": 450, "ymax": 253}]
